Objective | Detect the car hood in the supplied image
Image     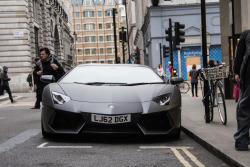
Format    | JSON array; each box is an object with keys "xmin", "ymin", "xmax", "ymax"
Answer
[{"xmin": 58, "ymin": 83, "xmax": 168, "ymax": 103}]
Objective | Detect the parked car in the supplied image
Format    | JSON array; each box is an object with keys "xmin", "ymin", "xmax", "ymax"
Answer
[{"xmin": 41, "ymin": 64, "xmax": 182, "ymax": 138}]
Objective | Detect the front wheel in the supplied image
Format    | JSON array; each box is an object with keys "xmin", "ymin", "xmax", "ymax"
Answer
[
  {"xmin": 178, "ymin": 81, "xmax": 190, "ymax": 94},
  {"xmin": 216, "ymin": 84, "xmax": 227, "ymax": 125}
]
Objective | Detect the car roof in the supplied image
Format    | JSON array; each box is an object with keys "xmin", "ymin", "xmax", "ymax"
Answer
[{"xmin": 77, "ymin": 64, "xmax": 150, "ymax": 68}]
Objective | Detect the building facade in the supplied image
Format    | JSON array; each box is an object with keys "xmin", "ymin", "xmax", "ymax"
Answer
[
  {"xmin": 0, "ymin": 0, "xmax": 74, "ymax": 92},
  {"xmin": 131, "ymin": 0, "xmax": 221, "ymax": 80},
  {"xmin": 72, "ymin": 0, "xmax": 127, "ymax": 64}
]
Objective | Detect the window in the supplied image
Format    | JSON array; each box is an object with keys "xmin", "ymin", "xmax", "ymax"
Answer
[
  {"xmin": 85, "ymin": 48, "xmax": 97, "ymax": 55},
  {"xmin": 78, "ymin": 49, "xmax": 82, "ymax": 55},
  {"xmin": 100, "ymin": 61, "xmax": 105, "ymax": 64},
  {"xmin": 98, "ymin": 11, "xmax": 102, "ymax": 17},
  {"xmin": 99, "ymin": 36, "xmax": 103, "ymax": 42},
  {"xmin": 108, "ymin": 60, "xmax": 114, "ymax": 64},
  {"xmin": 85, "ymin": 49, "xmax": 90, "ymax": 55},
  {"xmin": 76, "ymin": 24, "xmax": 80, "ymax": 30},
  {"xmin": 85, "ymin": 0, "xmax": 91, "ymax": 5},
  {"xmin": 85, "ymin": 36, "xmax": 96, "ymax": 42},
  {"xmin": 107, "ymin": 48, "xmax": 113, "ymax": 54},
  {"xmin": 106, "ymin": 0, "xmax": 112, "ymax": 5},
  {"xmin": 98, "ymin": 23, "xmax": 102, "ymax": 29},
  {"xmin": 92, "ymin": 48, "xmax": 96, "ymax": 54},
  {"xmin": 106, "ymin": 35, "xmax": 114, "ymax": 41},
  {"xmin": 93, "ymin": 0, "xmax": 104, "ymax": 5},
  {"xmin": 92, "ymin": 61, "xmax": 97, "ymax": 63},
  {"xmin": 77, "ymin": 37, "xmax": 81, "ymax": 43},
  {"xmin": 34, "ymin": 27, "xmax": 39, "ymax": 56},
  {"xmin": 84, "ymin": 11, "xmax": 94, "ymax": 17},
  {"xmin": 121, "ymin": 16, "xmax": 126, "ymax": 23},
  {"xmin": 76, "ymin": 12, "xmax": 80, "ymax": 18},
  {"xmin": 86, "ymin": 61, "xmax": 91, "ymax": 64},
  {"xmin": 100, "ymin": 48, "xmax": 104, "ymax": 54},
  {"xmin": 106, "ymin": 23, "xmax": 112, "ymax": 29},
  {"xmin": 105, "ymin": 10, "xmax": 112, "ymax": 17},
  {"xmin": 84, "ymin": 23, "xmax": 95, "ymax": 30}
]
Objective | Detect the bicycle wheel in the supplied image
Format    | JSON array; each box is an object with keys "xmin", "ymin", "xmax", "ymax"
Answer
[
  {"xmin": 216, "ymin": 83, "xmax": 227, "ymax": 125},
  {"xmin": 178, "ymin": 81, "xmax": 190, "ymax": 94}
]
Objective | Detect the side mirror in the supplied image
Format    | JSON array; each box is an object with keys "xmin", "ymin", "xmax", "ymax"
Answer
[
  {"xmin": 170, "ymin": 77, "xmax": 184, "ymax": 85},
  {"xmin": 40, "ymin": 75, "xmax": 55, "ymax": 83}
]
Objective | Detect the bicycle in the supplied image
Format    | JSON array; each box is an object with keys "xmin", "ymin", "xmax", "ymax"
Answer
[{"xmin": 200, "ymin": 65, "xmax": 229, "ymax": 125}]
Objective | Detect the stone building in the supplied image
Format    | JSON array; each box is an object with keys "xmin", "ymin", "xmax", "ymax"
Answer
[{"xmin": 0, "ymin": 0, "xmax": 74, "ymax": 92}]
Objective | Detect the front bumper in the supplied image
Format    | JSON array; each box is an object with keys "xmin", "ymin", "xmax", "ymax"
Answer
[{"xmin": 42, "ymin": 107, "xmax": 181, "ymax": 136}]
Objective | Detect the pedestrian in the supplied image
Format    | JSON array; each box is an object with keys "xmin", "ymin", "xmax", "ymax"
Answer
[
  {"xmin": 189, "ymin": 64, "xmax": 199, "ymax": 97},
  {"xmin": 27, "ymin": 71, "xmax": 33, "ymax": 93},
  {"xmin": 168, "ymin": 62, "xmax": 172, "ymax": 76},
  {"xmin": 0, "ymin": 66, "xmax": 3, "ymax": 95},
  {"xmin": 215, "ymin": 60, "xmax": 220, "ymax": 66},
  {"xmin": 31, "ymin": 58, "xmax": 42, "ymax": 109},
  {"xmin": 208, "ymin": 59, "xmax": 216, "ymax": 68},
  {"xmin": 0, "ymin": 66, "xmax": 15, "ymax": 103},
  {"xmin": 31, "ymin": 48, "xmax": 64, "ymax": 109},
  {"xmin": 157, "ymin": 64, "xmax": 165, "ymax": 80},
  {"xmin": 233, "ymin": 30, "xmax": 250, "ymax": 151}
]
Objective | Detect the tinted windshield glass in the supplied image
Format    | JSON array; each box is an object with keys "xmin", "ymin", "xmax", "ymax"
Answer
[{"xmin": 60, "ymin": 65, "xmax": 163, "ymax": 84}]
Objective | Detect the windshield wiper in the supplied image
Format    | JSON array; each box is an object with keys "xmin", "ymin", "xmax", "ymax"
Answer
[
  {"xmin": 122, "ymin": 82, "xmax": 165, "ymax": 86},
  {"xmin": 74, "ymin": 82, "xmax": 128, "ymax": 85}
]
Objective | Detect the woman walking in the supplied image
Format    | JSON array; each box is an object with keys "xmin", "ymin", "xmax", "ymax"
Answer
[
  {"xmin": 157, "ymin": 64, "xmax": 165, "ymax": 80},
  {"xmin": 189, "ymin": 64, "xmax": 199, "ymax": 97}
]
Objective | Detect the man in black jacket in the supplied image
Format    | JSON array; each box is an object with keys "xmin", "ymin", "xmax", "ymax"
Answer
[
  {"xmin": 31, "ymin": 48, "xmax": 64, "ymax": 109},
  {"xmin": 234, "ymin": 30, "xmax": 250, "ymax": 151},
  {"xmin": 1, "ymin": 66, "xmax": 14, "ymax": 103}
]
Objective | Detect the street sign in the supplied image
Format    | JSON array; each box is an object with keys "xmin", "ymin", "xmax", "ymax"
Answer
[{"xmin": 13, "ymin": 31, "xmax": 24, "ymax": 38}]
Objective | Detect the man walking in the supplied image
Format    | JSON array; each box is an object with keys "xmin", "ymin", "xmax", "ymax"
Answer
[
  {"xmin": 234, "ymin": 30, "xmax": 250, "ymax": 151},
  {"xmin": 1, "ymin": 66, "xmax": 15, "ymax": 103},
  {"xmin": 31, "ymin": 48, "xmax": 64, "ymax": 109}
]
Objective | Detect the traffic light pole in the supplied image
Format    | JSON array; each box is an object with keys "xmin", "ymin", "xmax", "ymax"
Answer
[
  {"xmin": 201, "ymin": 0, "xmax": 210, "ymax": 123},
  {"xmin": 169, "ymin": 19, "xmax": 173, "ymax": 75},
  {"xmin": 159, "ymin": 43, "xmax": 162, "ymax": 65},
  {"xmin": 113, "ymin": 8, "xmax": 118, "ymax": 64},
  {"xmin": 122, "ymin": 27, "xmax": 125, "ymax": 64}
]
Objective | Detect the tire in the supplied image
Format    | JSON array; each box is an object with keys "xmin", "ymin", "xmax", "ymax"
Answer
[
  {"xmin": 216, "ymin": 84, "xmax": 227, "ymax": 125},
  {"xmin": 178, "ymin": 81, "xmax": 190, "ymax": 94}
]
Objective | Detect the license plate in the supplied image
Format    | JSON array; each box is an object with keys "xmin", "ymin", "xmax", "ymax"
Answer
[{"xmin": 91, "ymin": 114, "xmax": 131, "ymax": 124}]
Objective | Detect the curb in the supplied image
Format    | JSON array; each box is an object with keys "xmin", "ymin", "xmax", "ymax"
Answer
[
  {"xmin": 0, "ymin": 95, "xmax": 9, "ymax": 102},
  {"xmin": 181, "ymin": 126, "xmax": 244, "ymax": 167}
]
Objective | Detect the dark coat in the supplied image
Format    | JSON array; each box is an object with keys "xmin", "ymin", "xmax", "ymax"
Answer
[
  {"xmin": 33, "ymin": 64, "xmax": 42, "ymax": 86},
  {"xmin": 1, "ymin": 71, "xmax": 10, "ymax": 86},
  {"xmin": 189, "ymin": 69, "xmax": 198, "ymax": 84},
  {"xmin": 234, "ymin": 30, "xmax": 250, "ymax": 88},
  {"xmin": 37, "ymin": 57, "xmax": 65, "ymax": 82}
]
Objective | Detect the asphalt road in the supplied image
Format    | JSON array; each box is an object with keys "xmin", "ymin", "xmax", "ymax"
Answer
[{"xmin": 0, "ymin": 93, "xmax": 230, "ymax": 167}]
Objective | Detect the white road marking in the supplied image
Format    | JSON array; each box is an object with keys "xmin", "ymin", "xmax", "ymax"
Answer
[
  {"xmin": 182, "ymin": 148, "xmax": 205, "ymax": 167},
  {"xmin": 0, "ymin": 129, "xmax": 40, "ymax": 153},
  {"xmin": 171, "ymin": 147, "xmax": 192, "ymax": 167},
  {"xmin": 140, "ymin": 146, "xmax": 192, "ymax": 149},
  {"xmin": 37, "ymin": 142, "xmax": 92, "ymax": 149}
]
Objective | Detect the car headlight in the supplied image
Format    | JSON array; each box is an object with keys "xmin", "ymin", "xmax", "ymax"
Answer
[
  {"xmin": 153, "ymin": 93, "xmax": 172, "ymax": 106},
  {"xmin": 52, "ymin": 92, "xmax": 71, "ymax": 104}
]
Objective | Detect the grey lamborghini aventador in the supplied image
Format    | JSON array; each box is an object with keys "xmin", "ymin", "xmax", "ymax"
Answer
[{"xmin": 41, "ymin": 64, "xmax": 182, "ymax": 138}]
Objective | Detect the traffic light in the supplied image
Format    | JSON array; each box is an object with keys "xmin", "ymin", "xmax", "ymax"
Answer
[
  {"xmin": 163, "ymin": 45, "xmax": 170, "ymax": 58},
  {"xmin": 119, "ymin": 31, "xmax": 127, "ymax": 42},
  {"xmin": 165, "ymin": 27, "xmax": 172, "ymax": 42},
  {"xmin": 174, "ymin": 22, "xmax": 185, "ymax": 51}
]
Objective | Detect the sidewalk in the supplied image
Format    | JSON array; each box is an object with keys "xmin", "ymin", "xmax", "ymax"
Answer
[{"xmin": 182, "ymin": 90, "xmax": 250, "ymax": 167}]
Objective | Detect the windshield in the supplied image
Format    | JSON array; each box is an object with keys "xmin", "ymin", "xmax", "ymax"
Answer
[{"xmin": 60, "ymin": 65, "xmax": 163, "ymax": 84}]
